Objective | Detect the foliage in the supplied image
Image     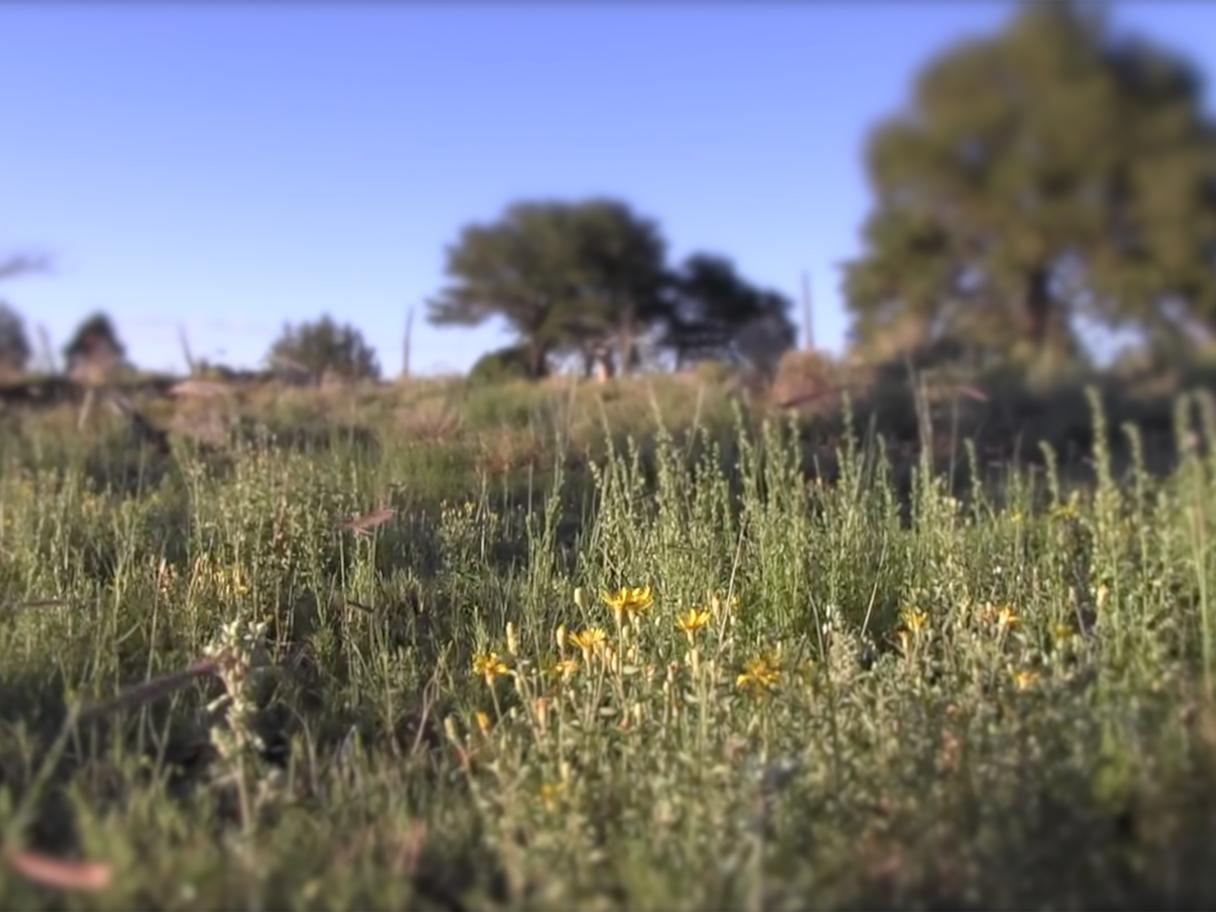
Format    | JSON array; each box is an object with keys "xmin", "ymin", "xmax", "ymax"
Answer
[
  {"xmin": 266, "ymin": 314, "xmax": 380, "ymax": 382},
  {"xmin": 429, "ymin": 199, "xmax": 669, "ymax": 379},
  {"xmin": 0, "ymin": 303, "xmax": 31, "ymax": 376},
  {"xmin": 845, "ymin": 3, "xmax": 1216, "ymax": 366},
  {"xmin": 429, "ymin": 200, "xmax": 790, "ymax": 380},
  {"xmin": 663, "ymin": 253, "xmax": 796, "ymax": 373},
  {"xmin": 2, "ymin": 382, "xmax": 1216, "ymax": 908},
  {"xmin": 468, "ymin": 345, "xmax": 534, "ymax": 386},
  {"xmin": 63, "ymin": 312, "xmax": 126, "ymax": 379}
]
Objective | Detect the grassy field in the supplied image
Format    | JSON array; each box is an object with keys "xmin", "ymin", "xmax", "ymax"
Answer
[{"xmin": 3, "ymin": 375, "xmax": 1216, "ymax": 909}]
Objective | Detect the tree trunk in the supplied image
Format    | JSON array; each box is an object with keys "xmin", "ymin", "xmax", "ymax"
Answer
[
  {"xmin": 617, "ymin": 326, "xmax": 636, "ymax": 375},
  {"xmin": 528, "ymin": 341, "xmax": 548, "ymax": 379},
  {"xmin": 1024, "ymin": 267, "xmax": 1051, "ymax": 346},
  {"xmin": 1023, "ymin": 266, "xmax": 1072, "ymax": 357}
]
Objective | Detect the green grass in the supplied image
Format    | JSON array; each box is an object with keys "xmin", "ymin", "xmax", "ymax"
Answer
[{"xmin": 2, "ymin": 379, "xmax": 1216, "ymax": 909}]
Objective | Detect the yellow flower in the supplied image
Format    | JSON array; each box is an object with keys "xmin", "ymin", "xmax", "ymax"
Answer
[
  {"xmin": 736, "ymin": 652, "xmax": 781, "ymax": 695},
  {"xmin": 472, "ymin": 650, "xmax": 509, "ymax": 685},
  {"xmin": 1052, "ymin": 622, "xmax": 1076, "ymax": 646},
  {"xmin": 1012, "ymin": 668, "xmax": 1039, "ymax": 692},
  {"xmin": 900, "ymin": 606, "xmax": 928, "ymax": 635},
  {"xmin": 602, "ymin": 585, "xmax": 653, "ymax": 621},
  {"xmin": 1051, "ymin": 494, "xmax": 1080, "ymax": 521},
  {"xmin": 569, "ymin": 627, "xmax": 608, "ymax": 655},
  {"xmin": 474, "ymin": 710, "xmax": 492, "ymax": 734},
  {"xmin": 546, "ymin": 657, "xmax": 579, "ymax": 679},
  {"xmin": 996, "ymin": 604, "xmax": 1019, "ymax": 630},
  {"xmin": 538, "ymin": 781, "xmax": 566, "ymax": 810},
  {"xmin": 675, "ymin": 607, "xmax": 712, "ymax": 638}
]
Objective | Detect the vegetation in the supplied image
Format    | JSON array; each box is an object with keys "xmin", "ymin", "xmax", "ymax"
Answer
[
  {"xmin": 845, "ymin": 3, "xmax": 1216, "ymax": 367},
  {"xmin": 2, "ymin": 375, "xmax": 1216, "ymax": 908},
  {"xmin": 428, "ymin": 199, "xmax": 794, "ymax": 379},
  {"xmin": 0, "ymin": 304, "xmax": 30, "ymax": 377},
  {"xmin": 63, "ymin": 313, "xmax": 127, "ymax": 382},
  {"xmin": 4, "ymin": 5, "xmax": 1216, "ymax": 904},
  {"xmin": 265, "ymin": 315, "xmax": 381, "ymax": 383}
]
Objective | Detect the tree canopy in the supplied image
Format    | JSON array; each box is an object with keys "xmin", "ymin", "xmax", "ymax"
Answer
[
  {"xmin": 429, "ymin": 198, "xmax": 791, "ymax": 378},
  {"xmin": 428, "ymin": 199, "xmax": 668, "ymax": 378},
  {"xmin": 845, "ymin": 3, "xmax": 1216, "ymax": 365},
  {"xmin": 0, "ymin": 304, "xmax": 30, "ymax": 377},
  {"xmin": 663, "ymin": 254, "xmax": 795, "ymax": 373},
  {"xmin": 64, "ymin": 312, "xmax": 126, "ymax": 382},
  {"xmin": 267, "ymin": 315, "xmax": 380, "ymax": 382}
]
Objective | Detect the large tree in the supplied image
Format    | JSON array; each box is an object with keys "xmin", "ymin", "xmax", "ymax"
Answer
[
  {"xmin": 845, "ymin": 3, "xmax": 1216, "ymax": 364},
  {"xmin": 563, "ymin": 199, "xmax": 669, "ymax": 375},
  {"xmin": 428, "ymin": 199, "xmax": 668, "ymax": 378},
  {"xmin": 661, "ymin": 254, "xmax": 795, "ymax": 373}
]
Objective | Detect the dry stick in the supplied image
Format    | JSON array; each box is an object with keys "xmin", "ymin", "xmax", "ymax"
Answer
[
  {"xmin": 338, "ymin": 506, "xmax": 397, "ymax": 534},
  {"xmin": 406, "ymin": 670, "xmax": 443, "ymax": 763},
  {"xmin": 76, "ymin": 657, "xmax": 219, "ymax": 725},
  {"xmin": 5, "ymin": 849, "xmax": 112, "ymax": 894}
]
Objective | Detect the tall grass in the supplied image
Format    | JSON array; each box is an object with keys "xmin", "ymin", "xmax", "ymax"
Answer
[{"xmin": 1, "ymin": 384, "xmax": 1215, "ymax": 909}]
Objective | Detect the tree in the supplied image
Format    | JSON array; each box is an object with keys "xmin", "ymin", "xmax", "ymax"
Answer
[
  {"xmin": 266, "ymin": 315, "xmax": 380, "ymax": 382},
  {"xmin": 64, "ymin": 312, "xmax": 126, "ymax": 382},
  {"xmin": 844, "ymin": 3, "xmax": 1216, "ymax": 365},
  {"xmin": 661, "ymin": 254, "xmax": 795, "ymax": 374},
  {"xmin": 0, "ymin": 303, "xmax": 31, "ymax": 377},
  {"xmin": 428, "ymin": 199, "xmax": 669, "ymax": 378},
  {"xmin": 562, "ymin": 200, "xmax": 669, "ymax": 375},
  {"xmin": 0, "ymin": 253, "xmax": 47, "ymax": 377}
]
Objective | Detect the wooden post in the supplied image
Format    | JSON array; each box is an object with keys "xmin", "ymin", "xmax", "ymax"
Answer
[
  {"xmin": 178, "ymin": 324, "xmax": 197, "ymax": 376},
  {"xmin": 402, "ymin": 306, "xmax": 414, "ymax": 379},
  {"xmin": 801, "ymin": 271, "xmax": 815, "ymax": 351}
]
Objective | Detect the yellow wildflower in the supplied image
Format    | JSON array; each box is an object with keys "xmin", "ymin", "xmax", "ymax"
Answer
[
  {"xmin": 1094, "ymin": 583, "xmax": 1110, "ymax": 612},
  {"xmin": 474, "ymin": 711, "xmax": 492, "ymax": 735},
  {"xmin": 472, "ymin": 651, "xmax": 509, "ymax": 685},
  {"xmin": 546, "ymin": 657, "xmax": 579, "ymax": 679},
  {"xmin": 602, "ymin": 585, "xmax": 653, "ymax": 622},
  {"xmin": 1052, "ymin": 622, "xmax": 1076, "ymax": 646},
  {"xmin": 675, "ymin": 607, "xmax": 712, "ymax": 639},
  {"xmin": 1051, "ymin": 494, "xmax": 1080, "ymax": 521},
  {"xmin": 1012, "ymin": 668, "xmax": 1039, "ymax": 692},
  {"xmin": 736, "ymin": 652, "xmax": 781, "ymax": 695},
  {"xmin": 900, "ymin": 606, "xmax": 928, "ymax": 636},
  {"xmin": 538, "ymin": 781, "xmax": 566, "ymax": 810},
  {"xmin": 569, "ymin": 627, "xmax": 608, "ymax": 656},
  {"xmin": 996, "ymin": 604, "xmax": 1019, "ymax": 630}
]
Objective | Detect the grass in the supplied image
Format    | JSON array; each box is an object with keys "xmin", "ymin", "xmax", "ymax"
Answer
[{"xmin": 2, "ymin": 376, "xmax": 1216, "ymax": 909}]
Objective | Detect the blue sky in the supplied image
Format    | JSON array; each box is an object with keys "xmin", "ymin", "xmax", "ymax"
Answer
[{"xmin": 2, "ymin": 2, "xmax": 1214, "ymax": 376}]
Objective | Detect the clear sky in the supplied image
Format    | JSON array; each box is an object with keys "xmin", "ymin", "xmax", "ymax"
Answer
[{"xmin": 2, "ymin": 2, "xmax": 1214, "ymax": 376}]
